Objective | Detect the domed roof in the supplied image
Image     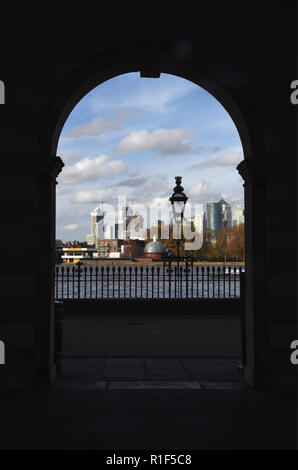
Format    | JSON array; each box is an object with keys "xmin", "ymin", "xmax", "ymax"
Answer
[{"xmin": 144, "ymin": 236, "xmax": 166, "ymax": 254}]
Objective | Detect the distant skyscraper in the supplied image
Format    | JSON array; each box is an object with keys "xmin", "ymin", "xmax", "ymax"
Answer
[
  {"xmin": 118, "ymin": 203, "xmax": 144, "ymax": 240},
  {"xmin": 219, "ymin": 199, "xmax": 232, "ymax": 228},
  {"xmin": 103, "ymin": 223, "xmax": 119, "ymax": 239},
  {"xmin": 86, "ymin": 234, "xmax": 96, "ymax": 246},
  {"xmin": 86, "ymin": 204, "xmax": 104, "ymax": 246},
  {"xmin": 206, "ymin": 199, "xmax": 232, "ymax": 236},
  {"xmin": 118, "ymin": 204, "xmax": 131, "ymax": 239},
  {"xmin": 128, "ymin": 214, "xmax": 144, "ymax": 240},
  {"xmin": 91, "ymin": 205, "xmax": 104, "ymax": 236},
  {"xmin": 94, "ymin": 219, "xmax": 105, "ymax": 240},
  {"xmin": 206, "ymin": 202, "xmax": 221, "ymax": 234},
  {"xmin": 232, "ymin": 204, "xmax": 244, "ymax": 226}
]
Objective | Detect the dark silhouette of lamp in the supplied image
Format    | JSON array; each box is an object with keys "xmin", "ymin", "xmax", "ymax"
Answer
[{"xmin": 169, "ymin": 176, "xmax": 188, "ymax": 260}]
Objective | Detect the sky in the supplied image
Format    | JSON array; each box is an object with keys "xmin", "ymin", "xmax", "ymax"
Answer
[{"xmin": 56, "ymin": 72, "xmax": 244, "ymax": 242}]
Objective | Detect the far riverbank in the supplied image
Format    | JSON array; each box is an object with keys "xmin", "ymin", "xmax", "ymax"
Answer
[{"xmin": 60, "ymin": 260, "xmax": 245, "ymax": 267}]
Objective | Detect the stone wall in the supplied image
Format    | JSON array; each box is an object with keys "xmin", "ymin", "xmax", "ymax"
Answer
[{"xmin": 0, "ymin": 3, "xmax": 296, "ymax": 391}]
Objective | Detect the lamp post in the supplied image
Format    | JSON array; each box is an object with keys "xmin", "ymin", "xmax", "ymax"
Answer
[{"xmin": 169, "ymin": 176, "xmax": 188, "ymax": 261}]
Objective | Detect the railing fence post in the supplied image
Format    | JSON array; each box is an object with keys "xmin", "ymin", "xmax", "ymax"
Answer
[
  {"xmin": 168, "ymin": 262, "xmax": 172, "ymax": 299},
  {"xmin": 84, "ymin": 266, "xmax": 87, "ymax": 298},
  {"xmin": 61, "ymin": 266, "xmax": 64, "ymax": 299},
  {"xmin": 77, "ymin": 262, "xmax": 81, "ymax": 299},
  {"xmin": 185, "ymin": 260, "xmax": 188, "ymax": 299}
]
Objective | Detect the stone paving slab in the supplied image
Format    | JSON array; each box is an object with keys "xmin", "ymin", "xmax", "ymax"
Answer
[
  {"xmin": 145, "ymin": 359, "xmax": 183, "ymax": 368},
  {"xmin": 59, "ymin": 357, "xmax": 245, "ymax": 384},
  {"xmin": 56, "ymin": 380, "xmax": 248, "ymax": 391},
  {"xmin": 101, "ymin": 370, "xmax": 146, "ymax": 376},
  {"xmin": 188, "ymin": 372, "xmax": 244, "ymax": 382},
  {"xmin": 101, "ymin": 377, "xmax": 147, "ymax": 382},
  {"xmin": 109, "ymin": 381, "xmax": 202, "ymax": 390},
  {"xmin": 62, "ymin": 359, "xmax": 105, "ymax": 368},
  {"xmin": 147, "ymin": 371, "xmax": 189, "ymax": 377},
  {"xmin": 201, "ymin": 381, "xmax": 248, "ymax": 390},
  {"xmin": 105, "ymin": 358, "xmax": 144, "ymax": 364},
  {"xmin": 55, "ymin": 381, "xmax": 107, "ymax": 390},
  {"xmin": 217, "ymin": 359, "xmax": 241, "ymax": 366},
  {"xmin": 146, "ymin": 367, "xmax": 187, "ymax": 373},
  {"xmin": 181, "ymin": 358, "xmax": 225, "ymax": 366},
  {"xmin": 184, "ymin": 366, "xmax": 227, "ymax": 372},
  {"xmin": 105, "ymin": 365, "xmax": 142, "ymax": 370},
  {"xmin": 101, "ymin": 368, "xmax": 145, "ymax": 374},
  {"xmin": 60, "ymin": 374, "xmax": 102, "ymax": 382},
  {"xmin": 148, "ymin": 377, "xmax": 190, "ymax": 382}
]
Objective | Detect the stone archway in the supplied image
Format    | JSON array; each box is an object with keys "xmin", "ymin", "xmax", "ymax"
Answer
[
  {"xmin": 37, "ymin": 45, "xmax": 267, "ymax": 389},
  {"xmin": 0, "ymin": 4, "xmax": 295, "ymax": 394}
]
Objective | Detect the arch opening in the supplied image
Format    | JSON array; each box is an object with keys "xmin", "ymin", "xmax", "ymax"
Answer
[{"xmin": 53, "ymin": 71, "xmax": 246, "ymax": 367}]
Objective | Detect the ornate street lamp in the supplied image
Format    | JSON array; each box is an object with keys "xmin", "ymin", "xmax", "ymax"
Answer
[{"xmin": 169, "ymin": 176, "xmax": 188, "ymax": 260}]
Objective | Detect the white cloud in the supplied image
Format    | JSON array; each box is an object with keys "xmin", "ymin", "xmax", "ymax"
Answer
[
  {"xmin": 56, "ymin": 186, "xmax": 75, "ymax": 196},
  {"xmin": 68, "ymin": 109, "xmax": 139, "ymax": 137},
  {"xmin": 59, "ymin": 155, "xmax": 128, "ymax": 184},
  {"xmin": 129, "ymin": 175, "xmax": 169, "ymax": 203},
  {"xmin": 116, "ymin": 128, "xmax": 196, "ymax": 156},
  {"xmin": 62, "ymin": 224, "xmax": 79, "ymax": 231},
  {"xmin": 190, "ymin": 152, "xmax": 243, "ymax": 169},
  {"xmin": 117, "ymin": 78, "xmax": 197, "ymax": 113},
  {"xmin": 189, "ymin": 180, "xmax": 221, "ymax": 203},
  {"xmin": 59, "ymin": 151, "xmax": 80, "ymax": 163},
  {"xmin": 150, "ymin": 196, "xmax": 170, "ymax": 208},
  {"xmin": 221, "ymin": 193, "xmax": 244, "ymax": 204},
  {"xmin": 56, "ymin": 208, "xmax": 89, "ymax": 220},
  {"xmin": 116, "ymin": 176, "xmax": 148, "ymax": 187},
  {"xmin": 72, "ymin": 188, "xmax": 116, "ymax": 204}
]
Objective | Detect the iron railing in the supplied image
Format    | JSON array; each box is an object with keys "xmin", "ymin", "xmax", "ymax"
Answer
[{"xmin": 55, "ymin": 263, "xmax": 244, "ymax": 300}]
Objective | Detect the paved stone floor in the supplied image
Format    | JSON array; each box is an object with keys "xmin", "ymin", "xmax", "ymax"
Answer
[
  {"xmin": 0, "ymin": 358, "xmax": 296, "ymax": 450},
  {"xmin": 56, "ymin": 357, "xmax": 247, "ymax": 390},
  {"xmin": 56, "ymin": 358, "xmax": 247, "ymax": 390}
]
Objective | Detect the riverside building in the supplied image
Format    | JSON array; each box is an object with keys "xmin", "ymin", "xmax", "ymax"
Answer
[{"xmin": 232, "ymin": 203, "xmax": 245, "ymax": 226}]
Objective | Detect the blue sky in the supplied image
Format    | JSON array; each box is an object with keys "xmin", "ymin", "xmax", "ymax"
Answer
[{"xmin": 56, "ymin": 72, "xmax": 244, "ymax": 241}]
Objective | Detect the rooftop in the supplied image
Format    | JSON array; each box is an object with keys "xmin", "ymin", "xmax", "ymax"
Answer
[{"xmin": 144, "ymin": 236, "xmax": 166, "ymax": 254}]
